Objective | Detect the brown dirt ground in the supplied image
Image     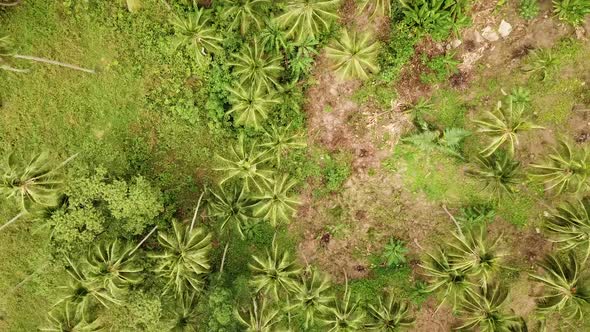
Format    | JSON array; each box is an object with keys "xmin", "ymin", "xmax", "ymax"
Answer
[{"xmin": 296, "ymin": 0, "xmax": 590, "ymax": 329}]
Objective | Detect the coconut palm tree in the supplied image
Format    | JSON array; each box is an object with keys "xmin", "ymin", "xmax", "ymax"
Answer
[
  {"xmin": 420, "ymin": 248, "xmax": 472, "ymax": 310},
  {"xmin": 227, "ymin": 84, "xmax": 281, "ymax": 129},
  {"xmin": 0, "ymin": 152, "xmax": 77, "ymax": 232},
  {"xmin": 365, "ymin": 294, "xmax": 415, "ymax": 331},
  {"xmin": 253, "ymin": 175, "xmax": 300, "ymax": 226},
  {"xmin": 230, "ymin": 40, "xmax": 284, "ymax": 92},
  {"xmin": 322, "ymin": 278, "xmax": 366, "ymax": 331},
  {"xmin": 530, "ymin": 139, "xmax": 590, "ymax": 194},
  {"xmin": 529, "ymin": 252, "xmax": 590, "ymax": 320},
  {"xmin": 214, "ymin": 135, "xmax": 274, "ymax": 192},
  {"xmin": 545, "ymin": 198, "xmax": 590, "ymax": 262},
  {"xmin": 236, "ymin": 296, "xmax": 282, "ymax": 332},
  {"xmin": 209, "ymin": 184, "xmax": 258, "ymax": 239},
  {"xmin": 325, "ymin": 29, "xmax": 380, "ymax": 80},
  {"xmin": 358, "ymin": 0, "xmax": 392, "ymax": 18},
  {"xmin": 249, "ymin": 237, "xmax": 301, "ymax": 299},
  {"xmin": 455, "ymin": 283, "xmax": 519, "ymax": 332},
  {"xmin": 277, "ymin": 0, "xmax": 341, "ymax": 42},
  {"xmin": 84, "ymin": 240, "xmax": 143, "ymax": 295},
  {"xmin": 467, "ymin": 150, "xmax": 523, "ymax": 196},
  {"xmin": 261, "ymin": 124, "xmax": 307, "ymax": 167},
  {"xmin": 56, "ymin": 257, "xmax": 123, "ymax": 312},
  {"xmin": 151, "ymin": 221, "xmax": 212, "ymax": 297},
  {"xmin": 170, "ymin": 8, "xmax": 222, "ymax": 66},
  {"xmin": 222, "ymin": 0, "xmax": 270, "ymax": 35},
  {"xmin": 167, "ymin": 292, "xmax": 202, "ymax": 332},
  {"xmin": 446, "ymin": 227, "xmax": 507, "ymax": 285},
  {"xmin": 40, "ymin": 302, "xmax": 103, "ymax": 332},
  {"xmin": 260, "ymin": 19, "xmax": 289, "ymax": 54},
  {"xmin": 288, "ymin": 268, "xmax": 334, "ymax": 329},
  {"xmin": 474, "ymin": 99, "xmax": 543, "ymax": 157}
]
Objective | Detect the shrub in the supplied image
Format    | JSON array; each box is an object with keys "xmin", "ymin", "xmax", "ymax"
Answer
[{"xmin": 519, "ymin": 0, "xmax": 540, "ymax": 20}]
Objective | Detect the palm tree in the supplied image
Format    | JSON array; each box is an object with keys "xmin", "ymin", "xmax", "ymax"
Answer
[
  {"xmin": 167, "ymin": 292, "xmax": 201, "ymax": 332},
  {"xmin": 474, "ymin": 99, "xmax": 543, "ymax": 157},
  {"xmin": 0, "ymin": 152, "xmax": 77, "ymax": 232},
  {"xmin": 56, "ymin": 257, "xmax": 123, "ymax": 312},
  {"xmin": 230, "ymin": 40, "xmax": 284, "ymax": 92},
  {"xmin": 170, "ymin": 8, "xmax": 222, "ymax": 66},
  {"xmin": 260, "ymin": 19, "xmax": 289, "ymax": 54},
  {"xmin": 227, "ymin": 84, "xmax": 281, "ymax": 129},
  {"xmin": 222, "ymin": 0, "xmax": 270, "ymax": 35},
  {"xmin": 358, "ymin": 0, "xmax": 392, "ymax": 18},
  {"xmin": 249, "ymin": 237, "xmax": 301, "ymax": 299},
  {"xmin": 456, "ymin": 283, "xmax": 519, "ymax": 332},
  {"xmin": 288, "ymin": 268, "xmax": 334, "ymax": 329},
  {"xmin": 322, "ymin": 278, "xmax": 366, "ymax": 331},
  {"xmin": 530, "ymin": 139, "xmax": 590, "ymax": 194},
  {"xmin": 447, "ymin": 227, "xmax": 506, "ymax": 285},
  {"xmin": 467, "ymin": 150, "xmax": 523, "ymax": 196},
  {"xmin": 545, "ymin": 198, "xmax": 590, "ymax": 262},
  {"xmin": 253, "ymin": 175, "xmax": 300, "ymax": 226},
  {"xmin": 84, "ymin": 240, "xmax": 143, "ymax": 295},
  {"xmin": 209, "ymin": 184, "xmax": 258, "ymax": 239},
  {"xmin": 261, "ymin": 124, "xmax": 307, "ymax": 167},
  {"xmin": 325, "ymin": 29, "xmax": 380, "ymax": 80},
  {"xmin": 529, "ymin": 252, "xmax": 590, "ymax": 320},
  {"xmin": 365, "ymin": 294, "xmax": 415, "ymax": 331},
  {"xmin": 214, "ymin": 135, "xmax": 274, "ymax": 192},
  {"xmin": 420, "ymin": 248, "xmax": 472, "ymax": 310},
  {"xmin": 0, "ymin": 34, "xmax": 95, "ymax": 73},
  {"xmin": 151, "ymin": 221, "xmax": 212, "ymax": 297},
  {"xmin": 40, "ymin": 302, "xmax": 103, "ymax": 332},
  {"xmin": 235, "ymin": 296, "xmax": 282, "ymax": 332},
  {"xmin": 277, "ymin": 0, "xmax": 341, "ymax": 42}
]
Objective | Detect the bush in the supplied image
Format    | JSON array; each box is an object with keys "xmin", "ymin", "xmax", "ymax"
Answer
[{"xmin": 519, "ymin": 0, "xmax": 540, "ymax": 20}]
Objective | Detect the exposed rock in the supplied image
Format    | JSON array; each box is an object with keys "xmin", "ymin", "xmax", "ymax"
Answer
[
  {"xmin": 482, "ymin": 26, "xmax": 499, "ymax": 42},
  {"xmin": 451, "ymin": 39, "xmax": 462, "ymax": 48},
  {"xmin": 472, "ymin": 30, "xmax": 484, "ymax": 44},
  {"xmin": 498, "ymin": 20, "xmax": 513, "ymax": 38}
]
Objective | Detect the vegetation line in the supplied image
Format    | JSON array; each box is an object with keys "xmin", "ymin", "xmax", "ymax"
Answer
[
  {"xmin": 442, "ymin": 205, "xmax": 463, "ymax": 236},
  {"xmin": 217, "ymin": 242, "xmax": 229, "ymax": 279},
  {"xmin": 130, "ymin": 225, "xmax": 158, "ymax": 256},
  {"xmin": 0, "ymin": 211, "xmax": 25, "ymax": 232},
  {"xmin": 12, "ymin": 55, "xmax": 95, "ymax": 74},
  {"xmin": 190, "ymin": 191, "xmax": 205, "ymax": 232}
]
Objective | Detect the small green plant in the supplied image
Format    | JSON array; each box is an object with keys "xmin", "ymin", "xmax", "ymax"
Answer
[
  {"xmin": 552, "ymin": 0, "xmax": 590, "ymax": 26},
  {"xmin": 474, "ymin": 99, "xmax": 543, "ymax": 157},
  {"xmin": 530, "ymin": 140, "xmax": 590, "ymax": 194},
  {"xmin": 508, "ymin": 87, "xmax": 532, "ymax": 106},
  {"xmin": 403, "ymin": 97, "xmax": 434, "ymax": 125},
  {"xmin": 522, "ymin": 49, "xmax": 558, "ymax": 81},
  {"xmin": 399, "ymin": 0, "xmax": 470, "ymax": 40},
  {"xmin": 519, "ymin": 0, "xmax": 540, "ymax": 20},
  {"xmin": 467, "ymin": 151, "xmax": 523, "ymax": 196},
  {"xmin": 456, "ymin": 203, "xmax": 496, "ymax": 228},
  {"xmin": 403, "ymin": 127, "xmax": 471, "ymax": 159},
  {"xmin": 420, "ymin": 52, "xmax": 460, "ymax": 84},
  {"xmin": 381, "ymin": 238, "xmax": 409, "ymax": 267}
]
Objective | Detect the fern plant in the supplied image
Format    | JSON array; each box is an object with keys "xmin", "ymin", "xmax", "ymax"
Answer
[
  {"xmin": 325, "ymin": 29, "xmax": 380, "ymax": 80},
  {"xmin": 467, "ymin": 151, "xmax": 523, "ymax": 196},
  {"xmin": 227, "ymin": 84, "xmax": 280, "ymax": 129},
  {"xmin": 277, "ymin": 0, "xmax": 341, "ymax": 42},
  {"xmin": 552, "ymin": 0, "xmax": 590, "ymax": 26},
  {"xmin": 474, "ymin": 99, "xmax": 542, "ymax": 157},
  {"xmin": 170, "ymin": 8, "xmax": 222, "ymax": 66},
  {"xmin": 403, "ymin": 127, "xmax": 471, "ymax": 159},
  {"xmin": 530, "ymin": 139, "xmax": 590, "ymax": 194}
]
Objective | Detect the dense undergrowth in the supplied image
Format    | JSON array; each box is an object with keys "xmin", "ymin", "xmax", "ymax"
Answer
[{"xmin": 1, "ymin": 0, "xmax": 590, "ymax": 331}]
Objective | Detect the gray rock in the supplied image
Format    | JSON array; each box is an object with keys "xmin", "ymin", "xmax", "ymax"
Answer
[
  {"xmin": 450, "ymin": 39, "xmax": 462, "ymax": 48},
  {"xmin": 498, "ymin": 20, "xmax": 513, "ymax": 38},
  {"xmin": 481, "ymin": 26, "xmax": 499, "ymax": 42}
]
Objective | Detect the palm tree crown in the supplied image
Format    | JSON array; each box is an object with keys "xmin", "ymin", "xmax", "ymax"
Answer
[
  {"xmin": 325, "ymin": 29, "xmax": 380, "ymax": 80},
  {"xmin": 170, "ymin": 8, "xmax": 222, "ymax": 66},
  {"xmin": 222, "ymin": 0, "xmax": 270, "ymax": 35},
  {"xmin": 253, "ymin": 175, "xmax": 300, "ymax": 226},
  {"xmin": 277, "ymin": 0, "xmax": 341, "ymax": 42},
  {"xmin": 230, "ymin": 40, "xmax": 284, "ymax": 92},
  {"xmin": 227, "ymin": 84, "xmax": 280, "ymax": 129}
]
